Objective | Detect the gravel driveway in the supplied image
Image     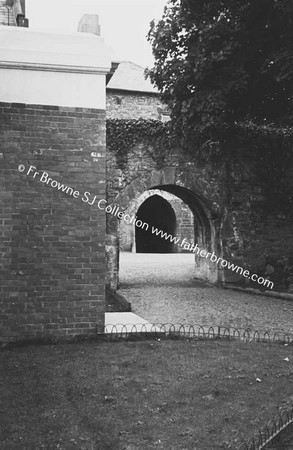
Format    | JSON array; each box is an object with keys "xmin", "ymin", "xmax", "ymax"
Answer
[{"xmin": 118, "ymin": 252, "xmax": 293, "ymax": 334}]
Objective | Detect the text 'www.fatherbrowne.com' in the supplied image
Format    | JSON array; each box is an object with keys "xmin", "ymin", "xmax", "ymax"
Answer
[
  {"xmin": 150, "ymin": 227, "xmax": 274, "ymax": 290},
  {"xmin": 18, "ymin": 164, "xmax": 274, "ymax": 290}
]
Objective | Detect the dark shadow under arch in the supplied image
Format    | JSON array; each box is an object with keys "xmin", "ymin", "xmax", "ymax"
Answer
[
  {"xmin": 136, "ymin": 195, "xmax": 176, "ymax": 253},
  {"xmin": 106, "ymin": 173, "xmax": 221, "ymax": 289},
  {"xmin": 151, "ymin": 184, "xmax": 215, "ymax": 250}
]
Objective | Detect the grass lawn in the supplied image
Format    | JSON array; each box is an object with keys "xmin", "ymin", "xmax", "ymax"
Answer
[{"xmin": 1, "ymin": 338, "xmax": 293, "ymax": 450}]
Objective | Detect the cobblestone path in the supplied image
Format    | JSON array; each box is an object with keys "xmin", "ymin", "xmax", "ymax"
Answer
[{"xmin": 119, "ymin": 253, "xmax": 293, "ymax": 334}]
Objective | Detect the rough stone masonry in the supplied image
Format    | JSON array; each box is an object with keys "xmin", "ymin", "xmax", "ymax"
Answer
[{"xmin": 105, "ymin": 66, "xmax": 293, "ymax": 291}]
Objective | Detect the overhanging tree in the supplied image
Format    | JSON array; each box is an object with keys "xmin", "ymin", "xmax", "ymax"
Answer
[{"xmin": 146, "ymin": 0, "xmax": 293, "ymax": 155}]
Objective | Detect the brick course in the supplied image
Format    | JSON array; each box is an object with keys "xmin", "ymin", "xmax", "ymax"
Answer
[
  {"xmin": 0, "ymin": 1, "xmax": 16, "ymax": 26},
  {"xmin": 0, "ymin": 102, "xmax": 106, "ymax": 343}
]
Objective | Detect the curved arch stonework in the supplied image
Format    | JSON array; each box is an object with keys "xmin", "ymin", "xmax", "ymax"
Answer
[
  {"xmin": 109, "ymin": 167, "xmax": 222, "ymax": 214},
  {"xmin": 106, "ymin": 80, "xmax": 293, "ymax": 295},
  {"xmin": 118, "ymin": 188, "xmax": 194, "ymax": 253},
  {"xmin": 106, "ymin": 167, "xmax": 224, "ymax": 289}
]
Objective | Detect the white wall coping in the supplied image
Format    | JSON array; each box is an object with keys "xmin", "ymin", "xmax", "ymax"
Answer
[{"xmin": 0, "ymin": 26, "xmax": 112, "ymax": 74}]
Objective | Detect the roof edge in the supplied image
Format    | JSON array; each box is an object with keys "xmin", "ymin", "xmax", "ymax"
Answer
[{"xmin": 106, "ymin": 86, "xmax": 160, "ymax": 96}]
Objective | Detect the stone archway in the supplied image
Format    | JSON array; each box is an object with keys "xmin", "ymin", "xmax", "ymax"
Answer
[
  {"xmin": 136, "ymin": 195, "xmax": 177, "ymax": 253},
  {"xmin": 106, "ymin": 168, "xmax": 222, "ymax": 289},
  {"xmin": 119, "ymin": 188, "xmax": 194, "ymax": 254}
]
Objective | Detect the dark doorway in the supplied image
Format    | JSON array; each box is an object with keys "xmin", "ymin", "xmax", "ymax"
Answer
[{"xmin": 136, "ymin": 195, "xmax": 176, "ymax": 253}]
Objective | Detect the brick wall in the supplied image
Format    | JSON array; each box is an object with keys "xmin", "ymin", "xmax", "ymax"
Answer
[
  {"xmin": 0, "ymin": 1, "xmax": 17, "ymax": 26},
  {"xmin": 0, "ymin": 102, "xmax": 106, "ymax": 343}
]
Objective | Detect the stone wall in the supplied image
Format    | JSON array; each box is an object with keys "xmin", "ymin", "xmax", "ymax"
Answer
[
  {"xmin": 106, "ymin": 139, "xmax": 293, "ymax": 291},
  {"xmin": 106, "ymin": 90, "xmax": 164, "ymax": 120},
  {"xmin": 106, "ymin": 142, "xmax": 224, "ymax": 288},
  {"xmin": 105, "ymin": 66, "xmax": 293, "ymax": 292}
]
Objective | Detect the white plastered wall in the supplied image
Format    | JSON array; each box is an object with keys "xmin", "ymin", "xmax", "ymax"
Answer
[{"xmin": 0, "ymin": 26, "xmax": 113, "ymax": 108}]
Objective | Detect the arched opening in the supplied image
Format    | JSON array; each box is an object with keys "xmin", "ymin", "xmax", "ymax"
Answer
[
  {"xmin": 106, "ymin": 180, "xmax": 220, "ymax": 291},
  {"xmin": 135, "ymin": 195, "xmax": 177, "ymax": 253}
]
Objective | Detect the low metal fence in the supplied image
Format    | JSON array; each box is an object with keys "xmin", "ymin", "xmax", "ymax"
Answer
[
  {"xmin": 102, "ymin": 322, "xmax": 293, "ymax": 344},
  {"xmin": 238, "ymin": 406, "xmax": 293, "ymax": 449},
  {"xmin": 101, "ymin": 322, "xmax": 293, "ymax": 449}
]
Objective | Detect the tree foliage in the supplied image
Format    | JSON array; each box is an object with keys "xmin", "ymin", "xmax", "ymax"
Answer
[{"xmin": 146, "ymin": 0, "xmax": 293, "ymax": 154}]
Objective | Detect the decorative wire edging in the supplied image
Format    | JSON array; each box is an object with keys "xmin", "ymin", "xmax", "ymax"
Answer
[
  {"xmin": 101, "ymin": 322, "xmax": 293, "ymax": 344},
  {"xmin": 238, "ymin": 406, "xmax": 293, "ymax": 450},
  {"xmin": 101, "ymin": 323, "xmax": 293, "ymax": 449}
]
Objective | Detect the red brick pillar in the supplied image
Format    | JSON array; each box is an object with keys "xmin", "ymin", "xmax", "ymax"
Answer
[{"xmin": 0, "ymin": 27, "xmax": 112, "ymax": 343}]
